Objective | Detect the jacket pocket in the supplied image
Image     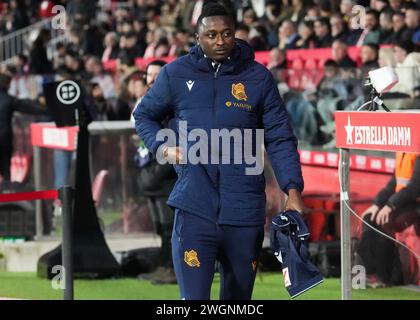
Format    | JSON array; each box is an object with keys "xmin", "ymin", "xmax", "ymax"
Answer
[{"xmin": 173, "ymin": 209, "xmax": 184, "ymax": 241}]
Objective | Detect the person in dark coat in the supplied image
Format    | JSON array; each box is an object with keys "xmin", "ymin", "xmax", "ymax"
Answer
[
  {"xmin": 133, "ymin": 3, "xmax": 304, "ymax": 300},
  {"xmin": 0, "ymin": 73, "xmax": 45, "ymax": 181}
]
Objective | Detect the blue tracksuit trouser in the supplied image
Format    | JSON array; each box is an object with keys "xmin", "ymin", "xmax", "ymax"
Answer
[{"xmin": 171, "ymin": 208, "xmax": 264, "ymax": 300}]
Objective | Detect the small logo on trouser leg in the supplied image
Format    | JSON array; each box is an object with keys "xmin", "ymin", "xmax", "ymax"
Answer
[
  {"xmin": 252, "ymin": 260, "xmax": 258, "ymax": 271},
  {"xmin": 184, "ymin": 250, "xmax": 200, "ymax": 267}
]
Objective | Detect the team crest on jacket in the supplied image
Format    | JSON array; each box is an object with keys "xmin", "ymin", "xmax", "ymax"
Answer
[
  {"xmin": 184, "ymin": 250, "xmax": 200, "ymax": 267},
  {"xmin": 232, "ymin": 83, "xmax": 248, "ymax": 101}
]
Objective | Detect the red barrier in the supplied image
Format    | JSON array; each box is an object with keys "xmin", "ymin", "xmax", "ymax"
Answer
[{"xmin": 0, "ymin": 190, "xmax": 58, "ymax": 202}]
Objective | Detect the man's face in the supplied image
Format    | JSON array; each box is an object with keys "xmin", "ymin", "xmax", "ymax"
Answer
[
  {"xmin": 146, "ymin": 64, "xmax": 162, "ymax": 87},
  {"xmin": 361, "ymin": 46, "xmax": 375, "ymax": 63},
  {"xmin": 393, "ymin": 46, "xmax": 407, "ymax": 63},
  {"xmin": 392, "ymin": 14, "xmax": 405, "ymax": 31},
  {"xmin": 365, "ymin": 14, "xmax": 378, "ymax": 30},
  {"xmin": 332, "ymin": 42, "xmax": 347, "ymax": 61},
  {"xmin": 405, "ymin": 10, "xmax": 419, "ymax": 29},
  {"xmin": 314, "ymin": 21, "xmax": 327, "ymax": 37},
  {"xmin": 330, "ymin": 17, "xmax": 343, "ymax": 35},
  {"xmin": 197, "ymin": 16, "xmax": 235, "ymax": 62}
]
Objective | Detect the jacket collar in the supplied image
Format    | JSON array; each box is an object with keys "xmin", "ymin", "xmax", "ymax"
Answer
[{"xmin": 189, "ymin": 39, "xmax": 254, "ymax": 75}]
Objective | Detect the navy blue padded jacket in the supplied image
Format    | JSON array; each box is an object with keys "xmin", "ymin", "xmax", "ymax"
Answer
[{"xmin": 134, "ymin": 39, "xmax": 304, "ymax": 226}]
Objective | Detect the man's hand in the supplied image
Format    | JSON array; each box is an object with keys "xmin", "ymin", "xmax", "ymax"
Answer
[
  {"xmin": 375, "ymin": 205, "xmax": 393, "ymax": 226},
  {"xmin": 285, "ymin": 189, "xmax": 304, "ymax": 213},
  {"xmin": 162, "ymin": 146, "xmax": 184, "ymax": 164},
  {"xmin": 361, "ymin": 204, "xmax": 379, "ymax": 220}
]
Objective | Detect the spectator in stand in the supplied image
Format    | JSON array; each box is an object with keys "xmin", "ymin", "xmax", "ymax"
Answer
[
  {"xmin": 319, "ymin": 0, "xmax": 333, "ymax": 18},
  {"xmin": 295, "ymin": 20, "xmax": 316, "ymax": 49},
  {"xmin": 340, "ymin": 0, "xmax": 357, "ymax": 23},
  {"xmin": 388, "ymin": 40, "xmax": 420, "ymax": 99},
  {"xmin": 53, "ymin": 42, "xmax": 67, "ymax": 71},
  {"xmin": 290, "ymin": 0, "xmax": 308, "ymax": 24},
  {"xmin": 249, "ymin": 24, "xmax": 269, "ymax": 51},
  {"xmin": 388, "ymin": 11, "xmax": 408, "ymax": 44},
  {"xmin": 389, "ymin": 0, "xmax": 403, "ymax": 12},
  {"xmin": 28, "ymin": 28, "xmax": 52, "ymax": 75},
  {"xmin": 127, "ymin": 71, "xmax": 148, "ymax": 103},
  {"xmin": 305, "ymin": 5, "xmax": 321, "ymax": 21},
  {"xmin": 378, "ymin": 47, "xmax": 397, "ymax": 67},
  {"xmin": 9, "ymin": 0, "xmax": 29, "ymax": 31},
  {"xmin": 267, "ymin": 48, "xmax": 288, "ymax": 85},
  {"xmin": 84, "ymin": 56, "xmax": 116, "ymax": 99},
  {"xmin": 168, "ymin": 29, "xmax": 192, "ymax": 57},
  {"xmin": 372, "ymin": 0, "xmax": 389, "ymax": 12},
  {"xmin": 379, "ymin": 8, "xmax": 395, "ymax": 43},
  {"xmin": 242, "ymin": 7, "xmax": 259, "ymax": 28},
  {"xmin": 63, "ymin": 51, "xmax": 86, "ymax": 82},
  {"xmin": 154, "ymin": 38, "xmax": 170, "ymax": 58},
  {"xmin": 88, "ymin": 82, "xmax": 131, "ymax": 121},
  {"xmin": 331, "ymin": 39, "xmax": 357, "ymax": 68},
  {"xmin": 102, "ymin": 32, "xmax": 120, "ymax": 62},
  {"xmin": 119, "ymin": 31, "xmax": 144, "ymax": 61},
  {"xmin": 316, "ymin": 59, "xmax": 349, "ymax": 126},
  {"xmin": 314, "ymin": 17, "xmax": 333, "ymax": 48},
  {"xmin": 278, "ymin": 20, "xmax": 300, "ymax": 50},
  {"xmin": 356, "ymin": 9, "xmax": 381, "ymax": 46},
  {"xmin": 235, "ymin": 23, "xmax": 250, "ymax": 43},
  {"xmin": 404, "ymin": 7, "xmax": 419, "ymax": 44},
  {"xmin": 143, "ymin": 28, "xmax": 168, "ymax": 59},
  {"xmin": 361, "ymin": 43, "xmax": 380, "ymax": 76},
  {"xmin": 117, "ymin": 54, "xmax": 139, "ymax": 83},
  {"xmin": 330, "ymin": 13, "xmax": 351, "ymax": 43},
  {"xmin": 270, "ymin": 0, "xmax": 294, "ymax": 26}
]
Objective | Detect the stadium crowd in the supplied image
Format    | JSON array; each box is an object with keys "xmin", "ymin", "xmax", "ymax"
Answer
[{"xmin": 0, "ymin": 0, "xmax": 419, "ymax": 147}]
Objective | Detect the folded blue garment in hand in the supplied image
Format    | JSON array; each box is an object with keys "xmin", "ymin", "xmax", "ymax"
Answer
[{"xmin": 270, "ymin": 209, "xmax": 324, "ymax": 298}]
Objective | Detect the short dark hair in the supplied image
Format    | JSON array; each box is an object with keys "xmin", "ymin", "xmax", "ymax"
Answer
[
  {"xmin": 197, "ymin": 2, "xmax": 235, "ymax": 28},
  {"xmin": 395, "ymin": 40, "xmax": 414, "ymax": 54},
  {"xmin": 146, "ymin": 60, "xmax": 167, "ymax": 72},
  {"xmin": 363, "ymin": 43, "xmax": 379, "ymax": 52},
  {"xmin": 366, "ymin": 9, "xmax": 380, "ymax": 20},
  {"xmin": 236, "ymin": 23, "xmax": 250, "ymax": 33},
  {"xmin": 324, "ymin": 59, "xmax": 339, "ymax": 68},
  {"xmin": 315, "ymin": 17, "xmax": 330, "ymax": 29}
]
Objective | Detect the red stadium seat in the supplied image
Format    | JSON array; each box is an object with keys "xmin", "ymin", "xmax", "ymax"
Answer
[
  {"xmin": 291, "ymin": 59, "xmax": 304, "ymax": 70},
  {"xmin": 305, "ymin": 59, "xmax": 317, "ymax": 70}
]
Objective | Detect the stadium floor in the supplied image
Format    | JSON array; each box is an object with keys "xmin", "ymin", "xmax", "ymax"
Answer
[{"xmin": 0, "ymin": 272, "xmax": 418, "ymax": 300}]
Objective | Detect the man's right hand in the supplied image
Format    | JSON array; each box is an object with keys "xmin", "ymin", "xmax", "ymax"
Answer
[
  {"xmin": 162, "ymin": 146, "xmax": 184, "ymax": 164},
  {"xmin": 361, "ymin": 204, "xmax": 380, "ymax": 221}
]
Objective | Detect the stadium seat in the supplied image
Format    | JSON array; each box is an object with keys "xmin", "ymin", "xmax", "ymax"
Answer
[{"xmin": 305, "ymin": 59, "xmax": 317, "ymax": 70}]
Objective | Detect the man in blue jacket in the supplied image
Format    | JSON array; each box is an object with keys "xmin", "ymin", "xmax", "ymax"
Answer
[{"xmin": 133, "ymin": 3, "xmax": 304, "ymax": 300}]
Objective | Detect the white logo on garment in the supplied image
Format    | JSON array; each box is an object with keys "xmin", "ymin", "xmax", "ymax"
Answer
[
  {"xmin": 56, "ymin": 80, "xmax": 80, "ymax": 105},
  {"xmin": 186, "ymin": 80, "xmax": 195, "ymax": 91}
]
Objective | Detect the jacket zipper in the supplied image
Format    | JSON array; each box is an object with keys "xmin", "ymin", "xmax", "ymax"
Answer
[{"xmin": 214, "ymin": 63, "xmax": 221, "ymax": 224}]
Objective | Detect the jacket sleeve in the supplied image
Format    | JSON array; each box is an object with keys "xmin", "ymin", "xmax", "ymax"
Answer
[
  {"xmin": 133, "ymin": 66, "xmax": 173, "ymax": 155},
  {"xmin": 13, "ymin": 97, "xmax": 46, "ymax": 115},
  {"xmin": 373, "ymin": 173, "xmax": 396, "ymax": 207},
  {"xmin": 387, "ymin": 156, "xmax": 420, "ymax": 208},
  {"xmin": 261, "ymin": 71, "xmax": 304, "ymax": 194}
]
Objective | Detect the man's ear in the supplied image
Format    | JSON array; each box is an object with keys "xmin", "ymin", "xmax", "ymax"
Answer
[{"xmin": 195, "ymin": 33, "xmax": 199, "ymax": 44}]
